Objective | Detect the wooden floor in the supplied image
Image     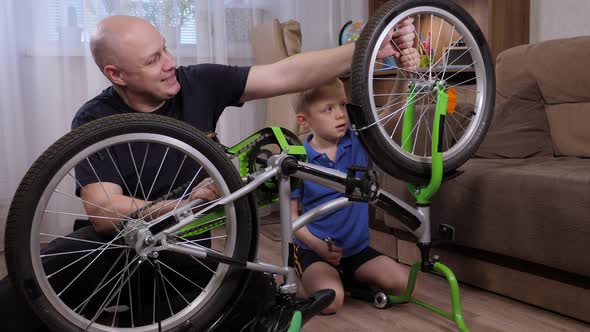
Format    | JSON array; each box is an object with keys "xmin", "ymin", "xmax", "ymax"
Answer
[
  {"xmin": 256, "ymin": 233, "xmax": 590, "ymax": 332},
  {"xmin": 1, "ymin": 235, "xmax": 589, "ymax": 332}
]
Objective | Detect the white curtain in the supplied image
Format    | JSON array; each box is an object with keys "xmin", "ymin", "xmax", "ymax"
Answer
[{"xmin": 0, "ymin": 0, "xmax": 366, "ymax": 249}]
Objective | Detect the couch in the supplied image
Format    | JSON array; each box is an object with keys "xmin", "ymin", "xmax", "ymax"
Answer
[{"xmin": 374, "ymin": 36, "xmax": 590, "ymax": 322}]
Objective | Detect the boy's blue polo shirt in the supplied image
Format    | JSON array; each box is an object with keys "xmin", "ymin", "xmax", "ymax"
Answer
[{"xmin": 292, "ymin": 129, "xmax": 369, "ymax": 257}]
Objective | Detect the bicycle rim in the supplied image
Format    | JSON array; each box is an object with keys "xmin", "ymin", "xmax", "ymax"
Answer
[
  {"xmin": 352, "ymin": 1, "xmax": 494, "ymax": 180},
  {"xmin": 28, "ymin": 132, "xmax": 239, "ymax": 331}
]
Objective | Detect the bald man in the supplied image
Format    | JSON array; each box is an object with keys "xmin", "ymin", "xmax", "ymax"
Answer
[{"xmin": 2, "ymin": 15, "xmax": 416, "ymax": 331}]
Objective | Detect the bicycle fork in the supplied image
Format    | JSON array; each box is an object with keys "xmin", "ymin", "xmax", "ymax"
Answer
[{"xmin": 392, "ymin": 82, "xmax": 470, "ymax": 332}]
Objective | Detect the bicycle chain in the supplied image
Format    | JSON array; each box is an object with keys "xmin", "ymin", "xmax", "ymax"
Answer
[
  {"xmin": 128, "ymin": 182, "xmax": 191, "ymax": 220},
  {"xmin": 176, "ymin": 217, "xmax": 226, "ymax": 239},
  {"xmin": 228, "ymin": 132, "xmax": 272, "ymax": 159}
]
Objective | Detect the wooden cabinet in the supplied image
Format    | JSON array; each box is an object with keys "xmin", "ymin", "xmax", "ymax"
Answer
[{"xmin": 368, "ymin": 0, "xmax": 530, "ymax": 60}]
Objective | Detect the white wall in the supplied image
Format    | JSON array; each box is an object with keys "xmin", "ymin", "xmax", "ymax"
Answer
[
  {"xmin": 530, "ymin": 0, "xmax": 590, "ymax": 43},
  {"xmin": 274, "ymin": 0, "xmax": 368, "ymax": 52}
]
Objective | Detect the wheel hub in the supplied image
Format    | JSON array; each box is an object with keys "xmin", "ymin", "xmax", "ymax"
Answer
[{"xmin": 123, "ymin": 220, "xmax": 155, "ymax": 258}]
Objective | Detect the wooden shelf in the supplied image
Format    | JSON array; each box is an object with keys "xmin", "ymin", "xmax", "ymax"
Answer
[{"xmin": 368, "ymin": 0, "xmax": 530, "ymax": 60}]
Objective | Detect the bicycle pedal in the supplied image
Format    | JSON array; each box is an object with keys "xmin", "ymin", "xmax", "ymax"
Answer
[
  {"xmin": 373, "ymin": 291, "xmax": 390, "ymax": 309},
  {"xmin": 347, "ymin": 287, "xmax": 391, "ymax": 309},
  {"xmin": 344, "ymin": 166, "xmax": 377, "ymax": 202}
]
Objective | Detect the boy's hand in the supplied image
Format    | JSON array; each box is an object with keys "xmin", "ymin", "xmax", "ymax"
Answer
[
  {"xmin": 313, "ymin": 238, "xmax": 342, "ymax": 266},
  {"xmin": 377, "ymin": 17, "xmax": 415, "ymax": 59}
]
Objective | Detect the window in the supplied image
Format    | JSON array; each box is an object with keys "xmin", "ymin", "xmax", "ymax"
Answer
[
  {"xmin": 47, "ymin": 0, "xmax": 84, "ymax": 42},
  {"xmin": 46, "ymin": 0, "xmax": 197, "ymax": 46},
  {"xmin": 180, "ymin": 8, "xmax": 197, "ymax": 45}
]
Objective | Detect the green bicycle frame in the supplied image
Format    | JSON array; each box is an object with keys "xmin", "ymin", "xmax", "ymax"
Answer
[
  {"xmin": 226, "ymin": 126, "xmax": 306, "ymax": 178},
  {"xmin": 389, "ymin": 262, "xmax": 468, "ymax": 332},
  {"xmin": 394, "ymin": 83, "xmax": 469, "ymax": 332},
  {"xmin": 179, "ymin": 126, "xmax": 306, "ymax": 237},
  {"xmin": 403, "ymin": 83, "xmax": 445, "ymax": 205}
]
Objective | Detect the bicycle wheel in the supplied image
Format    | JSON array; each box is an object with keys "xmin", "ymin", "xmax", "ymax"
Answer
[
  {"xmin": 5, "ymin": 113, "xmax": 256, "ymax": 331},
  {"xmin": 351, "ymin": 0, "xmax": 495, "ymax": 183}
]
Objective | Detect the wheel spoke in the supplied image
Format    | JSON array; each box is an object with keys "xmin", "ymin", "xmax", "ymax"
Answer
[
  {"xmin": 54, "ymin": 188, "xmax": 119, "ymax": 217},
  {"xmin": 173, "ymin": 234, "xmax": 228, "ymax": 256},
  {"xmin": 359, "ymin": 83, "xmax": 433, "ymax": 132},
  {"xmin": 54, "ymin": 237, "xmax": 126, "ymax": 296},
  {"xmin": 17, "ymin": 116, "xmax": 252, "ymax": 330},
  {"xmin": 40, "ymin": 246, "xmax": 127, "ymax": 258},
  {"xmin": 189, "ymin": 256, "xmax": 216, "ymax": 274},
  {"xmin": 400, "ymin": 100, "xmax": 430, "ymax": 149},
  {"xmin": 85, "ymin": 157, "xmax": 126, "ymax": 224},
  {"xmin": 164, "ymin": 155, "xmax": 187, "ymax": 202},
  {"xmin": 172, "ymin": 166, "xmax": 204, "ymax": 212},
  {"xmin": 160, "ymin": 273, "xmax": 191, "ymax": 306},
  {"xmin": 43, "ymin": 210, "xmax": 132, "ymax": 222},
  {"xmin": 157, "ymin": 260, "xmax": 206, "ymax": 291},
  {"xmin": 145, "ymin": 147, "xmax": 170, "ymax": 217},
  {"xmin": 146, "ymin": 174, "xmax": 213, "ymax": 221},
  {"xmin": 106, "ymin": 148, "xmax": 143, "ymax": 214},
  {"xmin": 73, "ymin": 252, "xmax": 140, "ymax": 313},
  {"xmin": 85, "ymin": 258, "xmax": 142, "ymax": 330},
  {"xmin": 75, "ymin": 249, "xmax": 128, "ymax": 314},
  {"xmin": 157, "ymin": 262, "xmax": 175, "ymax": 317},
  {"xmin": 147, "ymin": 196, "xmax": 223, "ymax": 235},
  {"xmin": 128, "ymin": 142, "xmax": 150, "ymax": 203}
]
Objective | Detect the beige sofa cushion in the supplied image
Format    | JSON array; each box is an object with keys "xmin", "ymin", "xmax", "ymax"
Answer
[
  {"xmin": 530, "ymin": 37, "xmax": 590, "ymax": 157},
  {"xmin": 475, "ymin": 83, "xmax": 553, "ymax": 158},
  {"xmin": 495, "ymin": 44, "xmax": 536, "ymax": 102},
  {"xmin": 546, "ymin": 102, "xmax": 590, "ymax": 156},
  {"xmin": 497, "ymin": 36, "xmax": 590, "ymax": 106},
  {"xmin": 528, "ymin": 37, "xmax": 590, "ymax": 105},
  {"xmin": 495, "ymin": 36, "xmax": 590, "ymax": 157}
]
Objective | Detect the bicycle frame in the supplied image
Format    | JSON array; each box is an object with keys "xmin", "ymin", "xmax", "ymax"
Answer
[
  {"xmin": 139, "ymin": 85, "xmax": 446, "ymax": 282},
  {"xmin": 135, "ymin": 84, "xmax": 469, "ymax": 332},
  {"xmin": 146, "ymin": 153, "xmax": 431, "ymax": 294}
]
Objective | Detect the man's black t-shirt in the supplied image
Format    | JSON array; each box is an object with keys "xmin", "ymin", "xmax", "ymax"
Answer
[{"xmin": 72, "ymin": 64, "xmax": 250, "ymax": 200}]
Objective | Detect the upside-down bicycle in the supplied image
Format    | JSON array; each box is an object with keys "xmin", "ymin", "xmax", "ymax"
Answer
[{"xmin": 5, "ymin": 0, "xmax": 494, "ymax": 331}]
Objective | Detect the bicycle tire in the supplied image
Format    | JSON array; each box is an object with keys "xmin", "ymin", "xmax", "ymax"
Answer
[
  {"xmin": 5, "ymin": 113, "xmax": 256, "ymax": 331},
  {"xmin": 351, "ymin": 0, "xmax": 495, "ymax": 183}
]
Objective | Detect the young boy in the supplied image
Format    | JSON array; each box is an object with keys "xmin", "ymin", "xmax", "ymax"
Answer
[{"xmin": 290, "ymin": 78, "xmax": 409, "ymax": 315}]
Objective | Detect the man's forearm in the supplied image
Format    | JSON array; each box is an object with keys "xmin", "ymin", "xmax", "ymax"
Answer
[
  {"xmin": 280, "ymin": 43, "xmax": 355, "ymax": 92},
  {"xmin": 83, "ymin": 193, "xmax": 143, "ymax": 234},
  {"xmin": 242, "ymin": 43, "xmax": 355, "ymax": 102},
  {"xmin": 84, "ymin": 194, "xmax": 186, "ymax": 234}
]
